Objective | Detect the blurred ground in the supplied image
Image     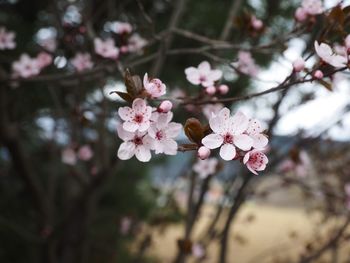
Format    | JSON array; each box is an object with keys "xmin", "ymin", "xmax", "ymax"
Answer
[
  {"xmin": 147, "ymin": 203, "xmax": 350, "ymax": 262},
  {"xmin": 142, "ymin": 174, "xmax": 350, "ymax": 263}
]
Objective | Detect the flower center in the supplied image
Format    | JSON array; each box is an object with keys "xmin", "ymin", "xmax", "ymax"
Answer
[
  {"xmin": 133, "ymin": 136, "xmax": 143, "ymax": 145},
  {"xmin": 134, "ymin": 114, "xmax": 143, "ymax": 123},
  {"xmin": 199, "ymin": 75, "xmax": 207, "ymax": 82},
  {"xmin": 155, "ymin": 130, "xmax": 164, "ymax": 140},
  {"xmin": 223, "ymin": 133, "xmax": 233, "ymax": 144}
]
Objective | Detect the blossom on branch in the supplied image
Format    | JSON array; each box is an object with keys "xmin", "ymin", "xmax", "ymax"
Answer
[
  {"xmin": 70, "ymin": 52, "xmax": 94, "ymax": 72},
  {"xmin": 117, "ymin": 125, "xmax": 152, "ymax": 162},
  {"xmin": 314, "ymin": 41, "xmax": 347, "ymax": 68},
  {"xmin": 118, "ymin": 98, "xmax": 152, "ymax": 132},
  {"xmin": 94, "ymin": 38, "xmax": 119, "ymax": 59},
  {"xmin": 193, "ymin": 158, "xmax": 218, "ymax": 179},
  {"xmin": 12, "ymin": 54, "xmax": 40, "ymax": 78},
  {"xmin": 143, "ymin": 73, "xmax": 166, "ymax": 98},
  {"xmin": 185, "ymin": 61, "xmax": 222, "ymax": 87},
  {"xmin": 202, "ymin": 108, "xmax": 253, "ymax": 161},
  {"xmin": 234, "ymin": 51, "xmax": 259, "ymax": 77},
  {"xmin": 0, "ymin": 26, "xmax": 16, "ymax": 50},
  {"xmin": 243, "ymin": 149, "xmax": 268, "ymax": 175},
  {"xmin": 147, "ymin": 112, "xmax": 182, "ymax": 155}
]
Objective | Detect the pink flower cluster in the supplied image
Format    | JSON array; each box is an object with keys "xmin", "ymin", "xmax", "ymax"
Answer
[
  {"xmin": 295, "ymin": 0, "xmax": 324, "ymax": 22},
  {"xmin": 314, "ymin": 39, "xmax": 350, "ymax": 68},
  {"xmin": 0, "ymin": 26, "xmax": 16, "ymax": 50},
  {"xmin": 12, "ymin": 52, "xmax": 53, "ymax": 78},
  {"xmin": 200, "ymin": 108, "xmax": 268, "ymax": 174},
  {"xmin": 70, "ymin": 52, "xmax": 94, "ymax": 72},
  {"xmin": 117, "ymin": 76, "xmax": 182, "ymax": 162},
  {"xmin": 233, "ymin": 51, "xmax": 259, "ymax": 77},
  {"xmin": 61, "ymin": 145, "xmax": 94, "ymax": 165},
  {"xmin": 184, "ymin": 61, "xmax": 229, "ymax": 95}
]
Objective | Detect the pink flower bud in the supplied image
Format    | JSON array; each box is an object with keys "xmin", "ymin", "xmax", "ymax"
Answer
[
  {"xmin": 205, "ymin": 86, "xmax": 216, "ymax": 95},
  {"xmin": 198, "ymin": 146, "xmax": 211, "ymax": 160},
  {"xmin": 313, "ymin": 70, "xmax": 323, "ymax": 79},
  {"xmin": 251, "ymin": 16, "xmax": 263, "ymax": 30},
  {"xmin": 293, "ymin": 57, "xmax": 305, "ymax": 72},
  {"xmin": 120, "ymin": 46, "xmax": 129, "ymax": 54},
  {"xmin": 158, "ymin": 100, "xmax": 173, "ymax": 113},
  {"xmin": 217, "ymin": 84, "xmax": 229, "ymax": 94},
  {"xmin": 295, "ymin": 7, "xmax": 308, "ymax": 22}
]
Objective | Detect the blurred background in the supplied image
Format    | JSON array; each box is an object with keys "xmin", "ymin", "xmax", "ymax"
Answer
[{"xmin": 0, "ymin": 0, "xmax": 350, "ymax": 262}]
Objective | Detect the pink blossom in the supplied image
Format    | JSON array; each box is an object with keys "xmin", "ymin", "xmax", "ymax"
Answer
[
  {"xmin": 295, "ymin": 7, "xmax": 308, "ymax": 22},
  {"xmin": 185, "ymin": 61, "xmax": 223, "ymax": 87},
  {"xmin": 314, "ymin": 41, "xmax": 347, "ymax": 68},
  {"xmin": 0, "ymin": 27, "xmax": 16, "ymax": 50},
  {"xmin": 313, "ymin": 70, "xmax": 323, "ymax": 79},
  {"xmin": 245, "ymin": 118, "xmax": 268, "ymax": 149},
  {"xmin": 12, "ymin": 54, "xmax": 40, "ymax": 78},
  {"xmin": 143, "ymin": 73, "xmax": 166, "ymax": 98},
  {"xmin": 202, "ymin": 108, "xmax": 253, "ymax": 161},
  {"xmin": 205, "ymin": 86, "xmax": 216, "ymax": 95},
  {"xmin": 112, "ymin": 21, "xmax": 133, "ymax": 34},
  {"xmin": 36, "ymin": 52, "xmax": 52, "ymax": 69},
  {"xmin": 202, "ymin": 103, "xmax": 224, "ymax": 120},
  {"xmin": 234, "ymin": 51, "xmax": 259, "ymax": 77},
  {"xmin": 118, "ymin": 98, "xmax": 152, "ymax": 132},
  {"xmin": 278, "ymin": 150, "xmax": 311, "ymax": 177},
  {"xmin": 192, "ymin": 243, "xmax": 205, "ymax": 259},
  {"xmin": 251, "ymin": 16, "xmax": 263, "ymax": 30},
  {"xmin": 158, "ymin": 100, "xmax": 173, "ymax": 113},
  {"xmin": 94, "ymin": 38, "xmax": 119, "ymax": 59},
  {"xmin": 70, "ymin": 52, "xmax": 93, "ymax": 72},
  {"xmin": 193, "ymin": 158, "xmax": 218, "ymax": 179},
  {"xmin": 243, "ymin": 149, "xmax": 268, "ymax": 175},
  {"xmin": 117, "ymin": 125, "xmax": 152, "ymax": 162},
  {"xmin": 128, "ymin": 33, "xmax": 147, "ymax": 53},
  {"xmin": 218, "ymin": 84, "xmax": 229, "ymax": 94},
  {"xmin": 61, "ymin": 147, "xmax": 77, "ymax": 165},
  {"xmin": 147, "ymin": 112, "xmax": 182, "ymax": 155},
  {"xmin": 120, "ymin": 216, "xmax": 132, "ymax": 235},
  {"xmin": 77, "ymin": 145, "xmax": 93, "ymax": 161},
  {"xmin": 197, "ymin": 146, "xmax": 211, "ymax": 160},
  {"xmin": 301, "ymin": 0, "xmax": 323, "ymax": 15},
  {"xmin": 293, "ymin": 57, "xmax": 305, "ymax": 72},
  {"xmin": 345, "ymin": 183, "xmax": 350, "ymax": 197}
]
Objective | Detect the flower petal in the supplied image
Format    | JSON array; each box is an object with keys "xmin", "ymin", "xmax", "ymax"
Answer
[
  {"xmin": 202, "ymin": 134, "xmax": 223, "ymax": 149},
  {"xmin": 219, "ymin": 144, "xmax": 236, "ymax": 161},
  {"xmin": 230, "ymin": 111, "xmax": 249, "ymax": 134},
  {"xmin": 135, "ymin": 145, "xmax": 151, "ymax": 162},
  {"xmin": 123, "ymin": 121, "xmax": 139, "ymax": 132},
  {"xmin": 132, "ymin": 98, "xmax": 146, "ymax": 113},
  {"xmin": 198, "ymin": 61, "xmax": 211, "ymax": 73},
  {"xmin": 118, "ymin": 106, "xmax": 133, "ymax": 121},
  {"xmin": 234, "ymin": 134, "xmax": 253, "ymax": 150},
  {"xmin": 252, "ymin": 134, "xmax": 268, "ymax": 149},
  {"xmin": 117, "ymin": 124, "xmax": 134, "ymax": 141},
  {"xmin": 117, "ymin": 142, "xmax": 135, "ymax": 160},
  {"xmin": 162, "ymin": 139, "xmax": 178, "ymax": 155},
  {"xmin": 165, "ymin": 122, "xmax": 182, "ymax": 138}
]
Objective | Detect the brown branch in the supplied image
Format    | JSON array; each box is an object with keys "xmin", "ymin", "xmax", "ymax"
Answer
[
  {"xmin": 299, "ymin": 217, "xmax": 350, "ymax": 263},
  {"xmin": 220, "ymin": 0, "xmax": 244, "ymax": 40},
  {"xmin": 151, "ymin": 0, "xmax": 188, "ymax": 76}
]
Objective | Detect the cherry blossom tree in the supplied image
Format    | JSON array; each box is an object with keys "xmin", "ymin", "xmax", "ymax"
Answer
[{"xmin": 0, "ymin": 0, "xmax": 350, "ymax": 263}]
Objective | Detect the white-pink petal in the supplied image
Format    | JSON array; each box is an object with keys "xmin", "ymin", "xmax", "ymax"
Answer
[
  {"xmin": 118, "ymin": 142, "xmax": 136, "ymax": 160},
  {"xmin": 219, "ymin": 144, "xmax": 236, "ymax": 161},
  {"xmin": 202, "ymin": 134, "xmax": 224, "ymax": 149},
  {"xmin": 233, "ymin": 134, "xmax": 253, "ymax": 151}
]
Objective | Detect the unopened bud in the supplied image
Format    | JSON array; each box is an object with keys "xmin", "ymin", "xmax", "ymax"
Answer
[
  {"xmin": 293, "ymin": 57, "xmax": 305, "ymax": 72},
  {"xmin": 158, "ymin": 100, "xmax": 173, "ymax": 113},
  {"xmin": 197, "ymin": 146, "xmax": 211, "ymax": 160},
  {"xmin": 295, "ymin": 7, "xmax": 308, "ymax": 22},
  {"xmin": 313, "ymin": 70, "xmax": 323, "ymax": 79},
  {"xmin": 205, "ymin": 86, "xmax": 216, "ymax": 95},
  {"xmin": 217, "ymin": 84, "xmax": 229, "ymax": 95}
]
